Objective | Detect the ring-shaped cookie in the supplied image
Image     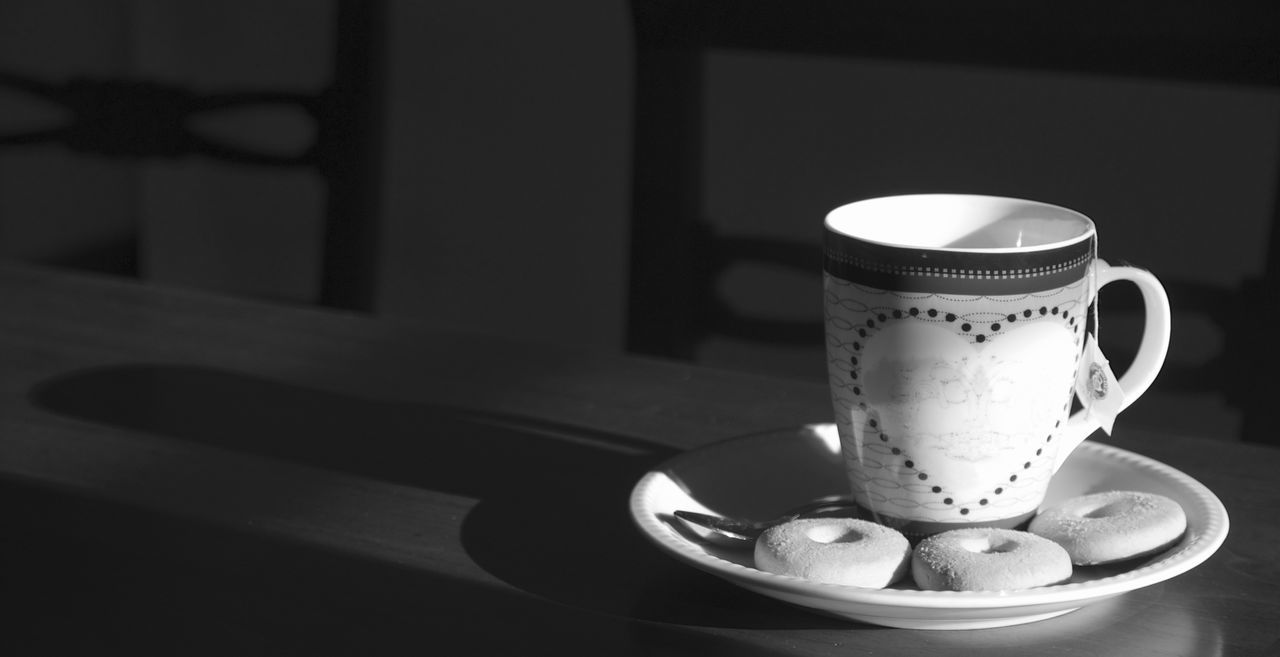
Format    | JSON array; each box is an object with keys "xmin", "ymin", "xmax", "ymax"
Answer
[
  {"xmin": 912, "ymin": 528, "xmax": 1073, "ymax": 591},
  {"xmin": 754, "ymin": 517, "xmax": 911, "ymax": 588},
  {"xmin": 1029, "ymin": 490, "xmax": 1187, "ymax": 565}
]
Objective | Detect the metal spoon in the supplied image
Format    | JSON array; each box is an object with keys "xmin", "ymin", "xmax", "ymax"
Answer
[{"xmin": 673, "ymin": 495, "xmax": 858, "ymax": 547}]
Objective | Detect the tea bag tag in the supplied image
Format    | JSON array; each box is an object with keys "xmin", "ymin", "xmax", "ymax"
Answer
[{"xmin": 1075, "ymin": 334, "xmax": 1124, "ymax": 435}]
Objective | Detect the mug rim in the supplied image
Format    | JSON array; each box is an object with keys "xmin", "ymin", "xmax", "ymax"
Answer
[{"xmin": 825, "ymin": 194, "xmax": 1097, "ymax": 254}]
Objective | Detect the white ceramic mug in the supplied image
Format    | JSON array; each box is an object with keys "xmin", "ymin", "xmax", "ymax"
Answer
[{"xmin": 823, "ymin": 194, "xmax": 1170, "ymax": 539}]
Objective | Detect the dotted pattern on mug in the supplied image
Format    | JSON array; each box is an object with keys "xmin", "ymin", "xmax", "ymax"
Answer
[{"xmin": 825, "ymin": 276, "xmax": 1089, "ymax": 522}]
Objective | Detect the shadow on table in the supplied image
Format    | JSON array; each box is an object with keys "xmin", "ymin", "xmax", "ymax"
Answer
[
  {"xmin": 0, "ymin": 475, "xmax": 802, "ymax": 656},
  {"xmin": 26, "ymin": 364, "xmax": 848, "ymax": 636}
]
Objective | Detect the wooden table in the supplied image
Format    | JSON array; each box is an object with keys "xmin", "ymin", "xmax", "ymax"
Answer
[{"xmin": 0, "ymin": 263, "xmax": 1276, "ymax": 655}]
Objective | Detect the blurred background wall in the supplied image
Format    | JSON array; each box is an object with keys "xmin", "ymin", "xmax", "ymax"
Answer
[{"xmin": 0, "ymin": 0, "xmax": 1276, "ymax": 440}]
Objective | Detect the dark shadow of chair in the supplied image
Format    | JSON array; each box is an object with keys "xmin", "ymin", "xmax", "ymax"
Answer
[
  {"xmin": 626, "ymin": 0, "xmax": 1280, "ymax": 445},
  {"xmin": 0, "ymin": 0, "xmax": 385, "ymax": 310}
]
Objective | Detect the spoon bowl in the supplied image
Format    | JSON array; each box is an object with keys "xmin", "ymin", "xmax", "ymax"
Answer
[{"xmin": 673, "ymin": 495, "xmax": 857, "ymax": 547}]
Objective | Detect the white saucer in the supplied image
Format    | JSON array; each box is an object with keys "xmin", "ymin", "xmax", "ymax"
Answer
[{"xmin": 629, "ymin": 424, "xmax": 1229, "ymax": 630}]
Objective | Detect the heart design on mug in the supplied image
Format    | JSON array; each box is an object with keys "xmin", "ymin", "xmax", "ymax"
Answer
[{"xmin": 858, "ymin": 320, "xmax": 1077, "ymax": 494}]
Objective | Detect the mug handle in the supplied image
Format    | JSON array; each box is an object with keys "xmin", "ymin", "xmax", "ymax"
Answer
[{"xmin": 1053, "ymin": 259, "xmax": 1172, "ymax": 472}]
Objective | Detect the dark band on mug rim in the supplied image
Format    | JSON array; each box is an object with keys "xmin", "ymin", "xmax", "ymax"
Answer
[{"xmin": 823, "ymin": 232, "xmax": 1096, "ymax": 294}]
